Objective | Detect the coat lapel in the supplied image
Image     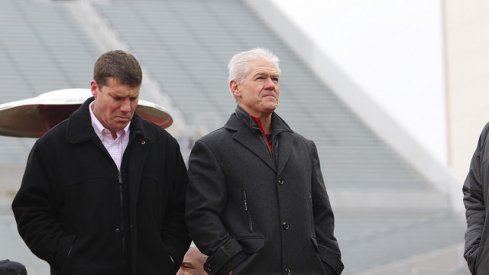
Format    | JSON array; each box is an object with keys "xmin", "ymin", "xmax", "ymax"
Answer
[
  {"xmin": 276, "ymin": 132, "xmax": 293, "ymax": 175},
  {"xmin": 127, "ymin": 117, "xmax": 150, "ymax": 209},
  {"xmin": 125, "ymin": 117, "xmax": 150, "ymax": 273},
  {"xmin": 226, "ymin": 111, "xmax": 276, "ymax": 172},
  {"xmin": 232, "ymin": 127, "xmax": 276, "ymax": 172},
  {"xmin": 226, "ymin": 107, "xmax": 295, "ymax": 173}
]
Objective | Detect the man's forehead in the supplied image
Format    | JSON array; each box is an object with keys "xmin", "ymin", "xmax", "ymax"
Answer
[
  {"xmin": 250, "ymin": 66, "xmax": 279, "ymax": 76},
  {"xmin": 103, "ymin": 85, "xmax": 140, "ymax": 97},
  {"xmin": 108, "ymin": 89, "xmax": 140, "ymax": 96},
  {"xmin": 248, "ymin": 59, "xmax": 278, "ymax": 74}
]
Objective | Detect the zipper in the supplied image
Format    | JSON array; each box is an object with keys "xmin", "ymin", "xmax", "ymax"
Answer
[
  {"xmin": 241, "ymin": 190, "xmax": 254, "ymax": 232},
  {"xmin": 118, "ymin": 171, "xmax": 125, "ymax": 255}
]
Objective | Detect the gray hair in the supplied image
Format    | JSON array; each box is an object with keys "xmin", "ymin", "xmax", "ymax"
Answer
[{"xmin": 228, "ymin": 48, "xmax": 281, "ymax": 84}]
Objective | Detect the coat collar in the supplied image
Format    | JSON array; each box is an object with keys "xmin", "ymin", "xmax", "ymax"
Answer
[
  {"xmin": 65, "ymin": 97, "xmax": 151, "ymax": 216},
  {"xmin": 231, "ymin": 105, "xmax": 292, "ymax": 135},
  {"xmin": 225, "ymin": 105, "xmax": 294, "ymax": 173},
  {"xmin": 65, "ymin": 97, "xmax": 147, "ymax": 144}
]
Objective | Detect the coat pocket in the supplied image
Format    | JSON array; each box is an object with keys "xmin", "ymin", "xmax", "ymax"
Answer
[
  {"xmin": 241, "ymin": 190, "xmax": 254, "ymax": 233},
  {"xmin": 311, "ymin": 236, "xmax": 344, "ymax": 274},
  {"xmin": 237, "ymin": 234, "xmax": 265, "ymax": 253},
  {"xmin": 227, "ymin": 234, "xmax": 266, "ymax": 274},
  {"xmin": 53, "ymin": 234, "xmax": 76, "ymax": 271}
]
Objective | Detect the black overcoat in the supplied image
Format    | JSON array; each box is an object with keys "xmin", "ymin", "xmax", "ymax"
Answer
[
  {"xmin": 186, "ymin": 107, "xmax": 343, "ymax": 275},
  {"xmin": 12, "ymin": 97, "xmax": 190, "ymax": 275},
  {"xmin": 464, "ymin": 122, "xmax": 489, "ymax": 274}
]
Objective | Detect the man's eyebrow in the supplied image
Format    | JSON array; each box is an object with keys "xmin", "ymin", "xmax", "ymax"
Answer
[
  {"xmin": 254, "ymin": 72, "xmax": 277, "ymax": 77},
  {"xmin": 181, "ymin": 261, "xmax": 193, "ymax": 266}
]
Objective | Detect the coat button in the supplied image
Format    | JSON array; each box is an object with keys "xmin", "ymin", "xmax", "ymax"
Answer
[
  {"xmin": 282, "ymin": 222, "xmax": 289, "ymax": 230},
  {"xmin": 278, "ymin": 178, "xmax": 285, "ymax": 185},
  {"xmin": 141, "ymin": 140, "xmax": 146, "ymax": 145},
  {"xmin": 115, "ymin": 228, "xmax": 120, "ymax": 233}
]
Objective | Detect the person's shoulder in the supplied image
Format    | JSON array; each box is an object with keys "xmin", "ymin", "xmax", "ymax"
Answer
[
  {"xmin": 289, "ymin": 130, "xmax": 307, "ymax": 140},
  {"xmin": 138, "ymin": 119, "xmax": 176, "ymax": 142},
  {"xmin": 194, "ymin": 127, "xmax": 227, "ymax": 146},
  {"xmin": 282, "ymin": 130, "xmax": 319, "ymax": 153},
  {"xmin": 475, "ymin": 121, "xmax": 489, "ymax": 144},
  {"xmin": 281, "ymin": 128, "xmax": 311, "ymax": 144},
  {"xmin": 474, "ymin": 122, "xmax": 489, "ymax": 150},
  {"xmin": 201, "ymin": 126, "xmax": 227, "ymax": 138},
  {"xmin": 25, "ymin": 120, "xmax": 71, "ymax": 156},
  {"xmin": 37, "ymin": 119, "xmax": 69, "ymax": 143},
  {"xmin": 481, "ymin": 121, "xmax": 489, "ymax": 135}
]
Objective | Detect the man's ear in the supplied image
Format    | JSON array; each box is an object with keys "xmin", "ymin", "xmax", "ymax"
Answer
[
  {"xmin": 90, "ymin": 80, "xmax": 98, "ymax": 98},
  {"xmin": 229, "ymin": 80, "xmax": 240, "ymax": 98}
]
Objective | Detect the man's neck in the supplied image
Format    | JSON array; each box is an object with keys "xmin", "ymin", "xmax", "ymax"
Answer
[
  {"xmin": 239, "ymin": 106, "xmax": 273, "ymax": 134},
  {"xmin": 256, "ymin": 116, "xmax": 272, "ymax": 134}
]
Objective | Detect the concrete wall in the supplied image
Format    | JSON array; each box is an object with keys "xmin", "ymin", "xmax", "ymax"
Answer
[
  {"xmin": 0, "ymin": 166, "xmax": 24, "ymax": 204},
  {"xmin": 444, "ymin": 0, "xmax": 489, "ymax": 183}
]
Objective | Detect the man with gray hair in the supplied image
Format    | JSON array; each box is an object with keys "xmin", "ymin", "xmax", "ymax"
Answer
[{"xmin": 186, "ymin": 48, "xmax": 343, "ymax": 275}]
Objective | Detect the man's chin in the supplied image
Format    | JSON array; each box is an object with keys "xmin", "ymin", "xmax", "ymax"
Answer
[
  {"xmin": 264, "ymin": 103, "xmax": 278, "ymax": 112},
  {"xmin": 116, "ymin": 117, "xmax": 131, "ymax": 124},
  {"xmin": 111, "ymin": 121, "xmax": 130, "ymax": 131}
]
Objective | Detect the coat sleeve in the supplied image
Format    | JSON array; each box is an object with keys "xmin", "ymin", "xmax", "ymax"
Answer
[
  {"xmin": 308, "ymin": 140, "xmax": 344, "ymax": 274},
  {"xmin": 186, "ymin": 140, "xmax": 247, "ymax": 275},
  {"xmin": 11, "ymin": 140, "xmax": 75, "ymax": 271},
  {"xmin": 160, "ymin": 139, "xmax": 192, "ymax": 268},
  {"xmin": 463, "ymin": 124, "xmax": 489, "ymax": 274}
]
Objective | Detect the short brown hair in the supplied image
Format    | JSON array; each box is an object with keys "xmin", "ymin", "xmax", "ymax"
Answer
[{"xmin": 93, "ymin": 50, "xmax": 142, "ymax": 87}]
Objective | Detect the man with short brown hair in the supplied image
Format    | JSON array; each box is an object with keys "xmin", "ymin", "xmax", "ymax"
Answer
[{"xmin": 12, "ymin": 50, "xmax": 190, "ymax": 275}]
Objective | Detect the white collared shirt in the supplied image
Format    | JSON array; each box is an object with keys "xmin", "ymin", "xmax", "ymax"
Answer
[{"xmin": 89, "ymin": 102, "xmax": 130, "ymax": 171}]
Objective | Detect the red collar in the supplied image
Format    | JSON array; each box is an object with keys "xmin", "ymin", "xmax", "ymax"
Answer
[{"xmin": 251, "ymin": 115, "xmax": 272, "ymax": 152}]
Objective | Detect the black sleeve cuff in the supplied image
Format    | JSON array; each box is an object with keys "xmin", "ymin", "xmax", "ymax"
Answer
[{"xmin": 212, "ymin": 251, "xmax": 247, "ymax": 275}]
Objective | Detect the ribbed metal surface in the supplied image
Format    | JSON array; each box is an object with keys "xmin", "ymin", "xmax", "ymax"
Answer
[{"xmin": 0, "ymin": 0, "xmax": 99, "ymax": 166}]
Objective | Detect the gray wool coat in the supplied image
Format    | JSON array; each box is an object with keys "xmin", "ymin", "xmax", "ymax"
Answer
[
  {"xmin": 186, "ymin": 107, "xmax": 343, "ymax": 275},
  {"xmin": 464, "ymin": 122, "xmax": 489, "ymax": 274}
]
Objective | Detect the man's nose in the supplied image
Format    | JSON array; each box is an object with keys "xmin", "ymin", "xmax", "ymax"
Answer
[
  {"xmin": 120, "ymin": 99, "xmax": 132, "ymax": 112},
  {"xmin": 264, "ymin": 77, "xmax": 276, "ymax": 89}
]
